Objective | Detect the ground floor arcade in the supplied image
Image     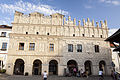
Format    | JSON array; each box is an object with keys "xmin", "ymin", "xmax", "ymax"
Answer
[{"xmin": 6, "ymin": 56, "xmax": 112, "ymax": 76}]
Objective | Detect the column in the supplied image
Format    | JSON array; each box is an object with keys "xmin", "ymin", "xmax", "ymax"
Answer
[
  {"xmin": 78, "ymin": 65, "xmax": 84, "ymax": 71},
  {"xmin": 24, "ymin": 63, "xmax": 33, "ymax": 75},
  {"xmin": 58, "ymin": 64, "xmax": 66, "ymax": 76},
  {"xmin": 42, "ymin": 64, "xmax": 49, "ymax": 75},
  {"xmin": 6, "ymin": 63, "xmax": 14, "ymax": 75},
  {"xmin": 92, "ymin": 65, "xmax": 99, "ymax": 75}
]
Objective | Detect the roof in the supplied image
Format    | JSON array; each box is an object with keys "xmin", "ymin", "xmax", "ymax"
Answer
[
  {"xmin": 110, "ymin": 43, "xmax": 119, "ymax": 48},
  {"xmin": 0, "ymin": 25, "xmax": 12, "ymax": 29},
  {"xmin": 105, "ymin": 29, "xmax": 120, "ymax": 43},
  {"xmin": 110, "ymin": 43, "xmax": 115, "ymax": 48},
  {"xmin": 113, "ymin": 46, "xmax": 120, "ymax": 52}
]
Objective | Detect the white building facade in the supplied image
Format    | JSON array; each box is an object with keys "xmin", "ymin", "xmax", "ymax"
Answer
[
  {"xmin": 0, "ymin": 25, "xmax": 12, "ymax": 70},
  {"xmin": 111, "ymin": 44, "xmax": 120, "ymax": 72},
  {"xmin": 6, "ymin": 11, "xmax": 112, "ymax": 76}
]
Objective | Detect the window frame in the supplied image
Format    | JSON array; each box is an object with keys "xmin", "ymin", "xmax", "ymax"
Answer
[
  {"xmin": 19, "ymin": 43, "xmax": 24, "ymax": 50},
  {"xmin": 77, "ymin": 44, "xmax": 82, "ymax": 52},
  {"xmin": 29, "ymin": 43, "xmax": 35, "ymax": 51},
  {"xmin": 1, "ymin": 42, "xmax": 7, "ymax": 51},
  {"xmin": 95, "ymin": 45, "xmax": 99, "ymax": 53},
  {"xmin": 68, "ymin": 44, "xmax": 73, "ymax": 52},
  {"xmin": 1, "ymin": 32, "xmax": 6, "ymax": 37},
  {"xmin": 49, "ymin": 44, "xmax": 54, "ymax": 51}
]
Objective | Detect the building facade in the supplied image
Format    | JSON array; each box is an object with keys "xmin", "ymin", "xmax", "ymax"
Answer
[
  {"xmin": 111, "ymin": 44, "xmax": 120, "ymax": 72},
  {"xmin": 6, "ymin": 11, "xmax": 112, "ymax": 76},
  {"xmin": 106, "ymin": 29, "xmax": 120, "ymax": 73},
  {"xmin": 0, "ymin": 25, "xmax": 12, "ymax": 70}
]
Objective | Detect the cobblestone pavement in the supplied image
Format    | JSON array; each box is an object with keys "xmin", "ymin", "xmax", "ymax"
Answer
[{"xmin": 0, "ymin": 74, "xmax": 113, "ymax": 80}]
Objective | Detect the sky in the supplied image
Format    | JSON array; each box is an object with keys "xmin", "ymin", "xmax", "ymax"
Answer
[{"xmin": 0, "ymin": 0, "xmax": 119, "ymax": 36}]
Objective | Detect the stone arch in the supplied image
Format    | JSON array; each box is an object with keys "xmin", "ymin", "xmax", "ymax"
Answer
[
  {"xmin": 31, "ymin": 58, "xmax": 43, "ymax": 65},
  {"xmin": 67, "ymin": 59, "xmax": 78, "ymax": 75},
  {"xmin": 49, "ymin": 60, "xmax": 58, "ymax": 75},
  {"xmin": 99, "ymin": 60, "xmax": 106, "ymax": 75},
  {"xmin": 84, "ymin": 60, "xmax": 92, "ymax": 75},
  {"xmin": 47, "ymin": 58, "xmax": 60, "ymax": 64},
  {"xmin": 32, "ymin": 59, "xmax": 42, "ymax": 75},
  {"xmin": 13, "ymin": 57, "xmax": 25, "ymax": 64},
  {"xmin": 13, "ymin": 59, "xmax": 25, "ymax": 75}
]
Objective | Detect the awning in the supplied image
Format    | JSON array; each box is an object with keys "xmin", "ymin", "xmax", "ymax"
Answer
[
  {"xmin": 105, "ymin": 29, "xmax": 120, "ymax": 43},
  {"xmin": 113, "ymin": 46, "xmax": 120, "ymax": 51}
]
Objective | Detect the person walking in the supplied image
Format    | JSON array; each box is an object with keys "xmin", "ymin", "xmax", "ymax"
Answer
[
  {"xmin": 42, "ymin": 71, "xmax": 48, "ymax": 80},
  {"xmin": 99, "ymin": 69, "xmax": 103, "ymax": 80}
]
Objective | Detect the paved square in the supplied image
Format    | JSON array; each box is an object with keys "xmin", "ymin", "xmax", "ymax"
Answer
[{"xmin": 0, "ymin": 74, "xmax": 113, "ymax": 80}]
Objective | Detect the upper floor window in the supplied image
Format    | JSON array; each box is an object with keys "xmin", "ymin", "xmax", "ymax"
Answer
[
  {"xmin": 73, "ymin": 34, "xmax": 75, "ymax": 37},
  {"xmin": 26, "ymin": 32, "xmax": 28, "ymax": 34},
  {"xmin": 50, "ymin": 44, "xmax": 54, "ymax": 51},
  {"xmin": 29, "ymin": 43, "xmax": 35, "ymax": 51},
  {"xmin": 47, "ymin": 33, "xmax": 49, "ymax": 35},
  {"xmin": 95, "ymin": 45, "xmax": 99, "ymax": 52},
  {"xmin": 82, "ymin": 34, "xmax": 85, "ymax": 37},
  {"xmin": 68, "ymin": 44, "xmax": 73, "ymax": 52},
  {"xmin": 1, "ymin": 32, "xmax": 6, "ymax": 37},
  {"xmin": 92, "ymin": 35, "xmax": 94, "ymax": 37},
  {"xmin": 36, "ymin": 32, "xmax": 39, "ymax": 35},
  {"xmin": 19, "ymin": 43, "xmax": 24, "ymax": 50},
  {"xmin": 100, "ymin": 35, "xmax": 102, "ymax": 38},
  {"xmin": 77, "ymin": 44, "xmax": 82, "ymax": 52},
  {"xmin": 1, "ymin": 43, "xmax": 7, "ymax": 51}
]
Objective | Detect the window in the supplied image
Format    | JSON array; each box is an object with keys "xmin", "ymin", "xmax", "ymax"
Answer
[
  {"xmin": 68, "ymin": 44, "xmax": 73, "ymax": 52},
  {"xmin": 82, "ymin": 34, "xmax": 85, "ymax": 37},
  {"xmin": 77, "ymin": 44, "xmax": 82, "ymax": 52},
  {"xmin": 50, "ymin": 44, "xmax": 54, "ymax": 51},
  {"xmin": 92, "ymin": 35, "xmax": 94, "ymax": 37},
  {"xmin": 29, "ymin": 43, "xmax": 35, "ymax": 51},
  {"xmin": 1, "ymin": 43, "xmax": 7, "ymax": 51},
  {"xmin": 19, "ymin": 43, "xmax": 24, "ymax": 50},
  {"xmin": 26, "ymin": 32, "xmax": 28, "ymax": 34},
  {"xmin": 1, "ymin": 32, "xmax": 6, "ymax": 37},
  {"xmin": 73, "ymin": 34, "xmax": 75, "ymax": 37},
  {"xmin": 100, "ymin": 35, "xmax": 102, "ymax": 38},
  {"xmin": 47, "ymin": 33, "xmax": 49, "ymax": 35},
  {"xmin": 36, "ymin": 32, "xmax": 39, "ymax": 34},
  {"xmin": 95, "ymin": 45, "xmax": 99, "ymax": 52}
]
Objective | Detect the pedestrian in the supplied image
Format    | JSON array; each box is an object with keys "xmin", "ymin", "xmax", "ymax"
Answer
[
  {"xmin": 42, "ymin": 71, "xmax": 48, "ymax": 80},
  {"xmin": 73, "ymin": 67, "xmax": 77, "ymax": 76},
  {"xmin": 80, "ymin": 69, "xmax": 84, "ymax": 77},
  {"xmin": 86, "ymin": 70, "xmax": 89, "ymax": 78},
  {"xmin": 77, "ymin": 70, "xmax": 80, "ymax": 77},
  {"xmin": 111, "ymin": 70, "xmax": 115, "ymax": 80},
  {"xmin": 99, "ymin": 69, "xmax": 103, "ymax": 80}
]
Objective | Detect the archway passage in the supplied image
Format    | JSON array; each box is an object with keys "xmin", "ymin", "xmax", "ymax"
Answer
[
  {"xmin": 84, "ymin": 60, "xmax": 92, "ymax": 75},
  {"xmin": 49, "ymin": 60, "xmax": 58, "ymax": 75},
  {"xmin": 0, "ymin": 60, "xmax": 3, "ymax": 70},
  {"xmin": 99, "ymin": 60, "xmax": 106, "ymax": 74},
  {"xmin": 33, "ymin": 60, "xmax": 42, "ymax": 75},
  {"xmin": 67, "ymin": 60, "xmax": 78, "ymax": 75},
  {"xmin": 14, "ymin": 59, "xmax": 24, "ymax": 75}
]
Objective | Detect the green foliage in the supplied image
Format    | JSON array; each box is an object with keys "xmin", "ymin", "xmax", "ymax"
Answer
[{"xmin": 0, "ymin": 69, "xmax": 6, "ymax": 73}]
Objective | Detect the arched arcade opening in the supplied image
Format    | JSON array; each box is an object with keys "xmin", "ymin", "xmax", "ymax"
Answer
[
  {"xmin": 49, "ymin": 60, "xmax": 58, "ymax": 75},
  {"xmin": 99, "ymin": 60, "xmax": 106, "ymax": 74},
  {"xmin": 67, "ymin": 60, "xmax": 78, "ymax": 75},
  {"xmin": 84, "ymin": 60, "xmax": 92, "ymax": 75},
  {"xmin": 13, "ymin": 59, "xmax": 24, "ymax": 75},
  {"xmin": 32, "ymin": 59, "xmax": 42, "ymax": 75}
]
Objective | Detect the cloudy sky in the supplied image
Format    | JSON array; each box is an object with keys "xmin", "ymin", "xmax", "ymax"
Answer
[{"xmin": 0, "ymin": 0, "xmax": 119, "ymax": 36}]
